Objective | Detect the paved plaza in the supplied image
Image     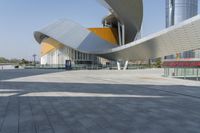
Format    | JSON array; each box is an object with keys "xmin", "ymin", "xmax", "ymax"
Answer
[{"xmin": 0, "ymin": 69, "xmax": 200, "ymax": 133}]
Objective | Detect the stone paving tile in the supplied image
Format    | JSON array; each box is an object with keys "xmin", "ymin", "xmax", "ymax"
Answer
[
  {"xmin": 39, "ymin": 99, "xmax": 73, "ymax": 133},
  {"xmin": 0, "ymin": 97, "xmax": 19, "ymax": 133},
  {"xmin": 19, "ymin": 98, "xmax": 36, "ymax": 133},
  {"xmin": 0, "ymin": 69, "xmax": 200, "ymax": 133},
  {"xmin": 29, "ymin": 97, "xmax": 54, "ymax": 133}
]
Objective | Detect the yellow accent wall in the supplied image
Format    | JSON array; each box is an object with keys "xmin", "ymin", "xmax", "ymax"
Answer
[
  {"xmin": 41, "ymin": 38, "xmax": 64, "ymax": 56},
  {"xmin": 89, "ymin": 28, "xmax": 118, "ymax": 45}
]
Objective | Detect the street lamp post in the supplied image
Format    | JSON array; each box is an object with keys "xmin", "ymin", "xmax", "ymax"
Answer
[
  {"xmin": 58, "ymin": 52, "xmax": 60, "ymax": 68},
  {"xmin": 33, "ymin": 54, "xmax": 37, "ymax": 67}
]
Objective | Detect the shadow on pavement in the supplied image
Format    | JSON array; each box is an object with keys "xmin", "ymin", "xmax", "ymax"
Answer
[
  {"xmin": 0, "ymin": 81, "xmax": 200, "ymax": 133},
  {"xmin": 0, "ymin": 69, "xmax": 64, "ymax": 80}
]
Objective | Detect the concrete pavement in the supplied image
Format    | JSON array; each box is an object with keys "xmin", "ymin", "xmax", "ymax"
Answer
[{"xmin": 0, "ymin": 69, "xmax": 200, "ymax": 133}]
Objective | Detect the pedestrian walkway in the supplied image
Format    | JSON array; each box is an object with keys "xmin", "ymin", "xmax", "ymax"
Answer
[{"xmin": 0, "ymin": 69, "xmax": 200, "ymax": 133}]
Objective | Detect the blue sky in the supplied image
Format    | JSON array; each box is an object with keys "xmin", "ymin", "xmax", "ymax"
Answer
[{"xmin": 0, "ymin": 0, "xmax": 199, "ymax": 60}]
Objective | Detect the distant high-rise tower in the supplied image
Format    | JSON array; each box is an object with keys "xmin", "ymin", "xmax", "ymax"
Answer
[
  {"xmin": 165, "ymin": 0, "xmax": 198, "ymax": 59},
  {"xmin": 166, "ymin": 0, "xmax": 198, "ymax": 28}
]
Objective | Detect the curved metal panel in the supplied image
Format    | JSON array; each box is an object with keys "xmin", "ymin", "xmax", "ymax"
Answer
[
  {"xmin": 98, "ymin": 15, "xmax": 200, "ymax": 60},
  {"xmin": 99, "ymin": 0, "xmax": 143, "ymax": 43},
  {"xmin": 34, "ymin": 0, "xmax": 200, "ymax": 62},
  {"xmin": 35, "ymin": 16, "xmax": 200, "ymax": 61},
  {"xmin": 34, "ymin": 19, "xmax": 116, "ymax": 54}
]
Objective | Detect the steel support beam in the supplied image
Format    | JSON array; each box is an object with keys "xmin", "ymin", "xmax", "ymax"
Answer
[
  {"xmin": 117, "ymin": 61, "xmax": 121, "ymax": 70},
  {"xmin": 118, "ymin": 22, "xmax": 122, "ymax": 46},
  {"xmin": 123, "ymin": 61, "xmax": 129, "ymax": 70}
]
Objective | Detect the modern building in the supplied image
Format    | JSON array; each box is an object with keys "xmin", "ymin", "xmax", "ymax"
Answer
[
  {"xmin": 34, "ymin": 0, "xmax": 200, "ymax": 70},
  {"xmin": 165, "ymin": 0, "xmax": 198, "ymax": 59},
  {"xmin": 166, "ymin": 0, "xmax": 198, "ymax": 28},
  {"xmin": 39, "ymin": 28, "xmax": 118, "ymax": 66},
  {"xmin": 163, "ymin": 0, "xmax": 200, "ymax": 79}
]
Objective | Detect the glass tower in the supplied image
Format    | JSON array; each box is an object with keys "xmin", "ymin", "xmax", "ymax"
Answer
[
  {"xmin": 166, "ymin": 0, "xmax": 198, "ymax": 28},
  {"xmin": 165, "ymin": 0, "xmax": 198, "ymax": 59}
]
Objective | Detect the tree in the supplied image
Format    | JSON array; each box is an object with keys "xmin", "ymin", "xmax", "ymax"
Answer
[
  {"xmin": 19, "ymin": 59, "xmax": 29, "ymax": 65},
  {"xmin": 0, "ymin": 57, "xmax": 9, "ymax": 63},
  {"xmin": 155, "ymin": 58, "xmax": 162, "ymax": 68}
]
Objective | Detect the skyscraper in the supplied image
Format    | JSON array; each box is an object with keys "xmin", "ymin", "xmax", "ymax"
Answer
[
  {"xmin": 165, "ymin": 0, "xmax": 198, "ymax": 59},
  {"xmin": 166, "ymin": 0, "xmax": 198, "ymax": 28}
]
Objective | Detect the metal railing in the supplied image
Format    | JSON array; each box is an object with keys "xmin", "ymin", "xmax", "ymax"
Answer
[
  {"xmin": 164, "ymin": 67, "xmax": 200, "ymax": 81},
  {"xmin": 24, "ymin": 64, "xmax": 152, "ymax": 70}
]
